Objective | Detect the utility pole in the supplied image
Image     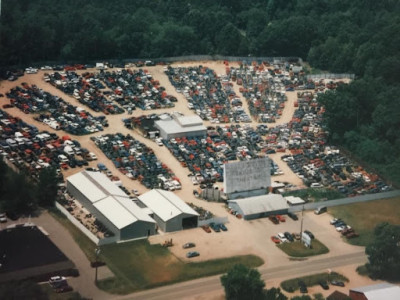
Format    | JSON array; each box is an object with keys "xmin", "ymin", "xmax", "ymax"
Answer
[
  {"xmin": 94, "ymin": 247, "xmax": 101, "ymax": 284},
  {"xmin": 299, "ymin": 204, "xmax": 305, "ymax": 236}
]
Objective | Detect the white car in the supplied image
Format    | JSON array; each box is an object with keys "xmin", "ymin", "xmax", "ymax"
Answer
[
  {"xmin": 277, "ymin": 232, "xmax": 288, "ymax": 243},
  {"xmin": 0, "ymin": 213, "xmax": 7, "ymax": 223},
  {"xmin": 336, "ymin": 225, "xmax": 351, "ymax": 232},
  {"xmin": 155, "ymin": 138, "xmax": 163, "ymax": 146},
  {"xmin": 191, "ymin": 177, "xmax": 199, "ymax": 185}
]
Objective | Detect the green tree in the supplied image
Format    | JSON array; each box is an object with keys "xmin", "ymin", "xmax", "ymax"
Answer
[
  {"xmin": 365, "ymin": 223, "xmax": 400, "ymax": 280},
  {"xmin": 220, "ymin": 264, "xmax": 265, "ymax": 300},
  {"xmin": 0, "ymin": 280, "xmax": 47, "ymax": 300},
  {"xmin": 36, "ymin": 167, "xmax": 59, "ymax": 207}
]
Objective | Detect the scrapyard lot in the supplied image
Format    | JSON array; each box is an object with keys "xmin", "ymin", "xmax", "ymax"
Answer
[{"xmin": 0, "ymin": 60, "xmax": 390, "ymax": 264}]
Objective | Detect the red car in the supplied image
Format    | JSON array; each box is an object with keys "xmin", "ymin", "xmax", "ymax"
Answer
[
  {"xmin": 271, "ymin": 236, "xmax": 281, "ymax": 244},
  {"xmin": 201, "ymin": 225, "xmax": 211, "ymax": 233},
  {"xmin": 276, "ymin": 215, "xmax": 286, "ymax": 222}
]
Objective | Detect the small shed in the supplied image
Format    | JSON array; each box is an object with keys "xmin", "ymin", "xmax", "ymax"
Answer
[{"xmin": 285, "ymin": 196, "xmax": 305, "ymax": 206}]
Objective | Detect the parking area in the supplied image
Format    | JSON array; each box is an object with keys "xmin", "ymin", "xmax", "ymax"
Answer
[{"xmin": 149, "ymin": 210, "xmax": 363, "ymax": 267}]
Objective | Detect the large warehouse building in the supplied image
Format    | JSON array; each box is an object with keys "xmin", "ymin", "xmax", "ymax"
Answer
[
  {"xmin": 67, "ymin": 171, "xmax": 156, "ymax": 241},
  {"xmin": 228, "ymin": 194, "xmax": 289, "ymax": 220},
  {"xmin": 139, "ymin": 189, "xmax": 199, "ymax": 232},
  {"xmin": 155, "ymin": 112, "xmax": 207, "ymax": 139}
]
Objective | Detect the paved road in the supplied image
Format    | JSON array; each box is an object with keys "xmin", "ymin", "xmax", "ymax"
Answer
[{"xmin": 117, "ymin": 251, "xmax": 367, "ymax": 300}]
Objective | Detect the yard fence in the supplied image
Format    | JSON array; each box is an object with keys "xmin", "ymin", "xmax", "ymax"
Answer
[
  {"xmin": 305, "ymin": 73, "xmax": 355, "ymax": 80},
  {"xmin": 288, "ymin": 189, "xmax": 400, "ymax": 212}
]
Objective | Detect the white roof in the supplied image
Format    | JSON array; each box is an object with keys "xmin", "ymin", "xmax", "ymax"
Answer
[
  {"xmin": 228, "ymin": 194, "xmax": 289, "ymax": 215},
  {"xmin": 67, "ymin": 172, "xmax": 107, "ymax": 203},
  {"xmin": 94, "ymin": 196, "xmax": 155, "ymax": 229},
  {"xmin": 176, "ymin": 115, "xmax": 203, "ymax": 127},
  {"xmin": 139, "ymin": 189, "xmax": 199, "ymax": 222},
  {"xmin": 67, "ymin": 171, "xmax": 154, "ymax": 227},
  {"xmin": 351, "ymin": 283, "xmax": 400, "ymax": 300},
  {"xmin": 285, "ymin": 196, "xmax": 305, "ymax": 205},
  {"xmin": 155, "ymin": 118, "xmax": 206, "ymax": 136}
]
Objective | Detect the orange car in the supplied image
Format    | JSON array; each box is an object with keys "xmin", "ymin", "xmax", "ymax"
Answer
[
  {"xmin": 201, "ymin": 225, "xmax": 211, "ymax": 233},
  {"xmin": 276, "ymin": 215, "xmax": 286, "ymax": 222},
  {"xmin": 271, "ymin": 236, "xmax": 280, "ymax": 244}
]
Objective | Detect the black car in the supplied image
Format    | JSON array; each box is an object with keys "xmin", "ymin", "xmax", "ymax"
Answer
[
  {"xmin": 319, "ymin": 281, "xmax": 329, "ymax": 290},
  {"xmin": 287, "ymin": 212, "xmax": 298, "ymax": 220},
  {"xmin": 210, "ymin": 222, "xmax": 220, "ymax": 232},
  {"xmin": 298, "ymin": 280, "xmax": 308, "ymax": 293},
  {"xmin": 186, "ymin": 251, "xmax": 200, "ymax": 258},
  {"xmin": 304, "ymin": 230, "xmax": 315, "ymax": 239},
  {"xmin": 183, "ymin": 242, "xmax": 196, "ymax": 249},
  {"xmin": 330, "ymin": 280, "xmax": 345, "ymax": 287},
  {"xmin": 284, "ymin": 232, "xmax": 294, "ymax": 242}
]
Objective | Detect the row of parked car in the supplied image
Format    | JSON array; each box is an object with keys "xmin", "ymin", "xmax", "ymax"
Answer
[
  {"xmin": 200, "ymin": 222, "xmax": 228, "ymax": 233},
  {"xmin": 330, "ymin": 218, "xmax": 359, "ymax": 239}
]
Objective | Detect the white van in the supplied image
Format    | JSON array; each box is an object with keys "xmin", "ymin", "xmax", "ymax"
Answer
[{"xmin": 314, "ymin": 206, "xmax": 327, "ymax": 215}]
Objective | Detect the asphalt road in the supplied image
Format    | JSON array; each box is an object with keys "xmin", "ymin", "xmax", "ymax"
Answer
[{"xmin": 117, "ymin": 251, "xmax": 367, "ymax": 300}]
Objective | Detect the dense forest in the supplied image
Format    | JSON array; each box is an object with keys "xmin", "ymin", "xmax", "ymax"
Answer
[{"xmin": 0, "ymin": 0, "xmax": 399, "ymax": 185}]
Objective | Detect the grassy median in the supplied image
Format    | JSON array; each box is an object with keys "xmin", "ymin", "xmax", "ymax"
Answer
[
  {"xmin": 277, "ymin": 239, "xmax": 329, "ymax": 257},
  {"xmin": 49, "ymin": 208, "xmax": 263, "ymax": 294},
  {"xmin": 329, "ymin": 197, "xmax": 400, "ymax": 246}
]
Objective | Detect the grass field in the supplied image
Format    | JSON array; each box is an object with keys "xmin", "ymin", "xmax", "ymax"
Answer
[
  {"xmin": 329, "ymin": 197, "xmax": 400, "ymax": 246},
  {"xmin": 97, "ymin": 240, "xmax": 263, "ymax": 294},
  {"xmin": 280, "ymin": 272, "xmax": 348, "ymax": 292},
  {"xmin": 49, "ymin": 209, "xmax": 263, "ymax": 294},
  {"xmin": 277, "ymin": 239, "xmax": 329, "ymax": 257}
]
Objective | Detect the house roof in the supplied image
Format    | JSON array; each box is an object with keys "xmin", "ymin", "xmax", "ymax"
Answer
[
  {"xmin": 351, "ymin": 283, "xmax": 400, "ymax": 300},
  {"xmin": 228, "ymin": 194, "xmax": 289, "ymax": 215},
  {"xmin": 139, "ymin": 189, "xmax": 199, "ymax": 222}
]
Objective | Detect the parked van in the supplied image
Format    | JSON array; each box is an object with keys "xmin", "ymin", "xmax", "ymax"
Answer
[{"xmin": 314, "ymin": 206, "xmax": 327, "ymax": 215}]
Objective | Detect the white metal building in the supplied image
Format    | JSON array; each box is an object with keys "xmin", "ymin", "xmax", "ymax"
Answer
[
  {"xmin": 285, "ymin": 196, "xmax": 305, "ymax": 206},
  {"xmin": 228, "ymin": 194, "xmax": 289, "ymax": 220},
  {"xmin": 154, "ymin": 112, "xmax": 207, "ymax": 139},
  {"xmin": 138, "ymin": 189, "xmax": 199, "ymax": 232},
  {"xmin": 350, "ymin": 283, "xmax": 400, "ymax": 300},
  {"xmin": 66, "ymin": 171, "xmax": 156, "ymax": 241}
]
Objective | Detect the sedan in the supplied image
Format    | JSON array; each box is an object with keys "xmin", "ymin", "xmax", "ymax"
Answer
[
  {"xmin": 218, "ymin": 223, "xmax": 228, "ymax": 231},
  {"xmin": 271, "ymin": 236, "xmax": 281, "ymax": 244},
  {"xmin": 287, "ymin": 212, "xmax": 298, "ymax": 220},
  {"xmin": 330, "ymin": 280, "xmax": 345, "ymax": 287},
  {"xmin": 186, "ymin": 251, "xmax": 200, "ymax": 258},
  {"xmin": 304, "ymin": 230, "xmax": 314, "ymax": 239},
  {"xmin": 277, "ymin": 232, "xmax": 288, "ymax": 243},
  {"xmin": 201, "ymin": 225, "xmax": 211, "ymax": 233},
  {"xmin": 319, "ymin": 281, "xmax": 329, "ymax": 290},
  {"xmin": 284, "ymin": 232, "xmax": 294, "ymax": 242},
  {"xmin": 0, "ymin": 213, "xmax": 7, "ymax": 223},
  {"xmin": 276, "ymin": 215, "xmax": 286, "ymax": 222},
  {"xmin": 330, "ymin": 218, "xmax": 342, "ymax": 225},
  {"xmin": 183, "ymin": 242, "xmax": 196, "ymax": 249},
  {"xmin": 298, "ymin": 281, "xmax": 308, "ymax": 293}
]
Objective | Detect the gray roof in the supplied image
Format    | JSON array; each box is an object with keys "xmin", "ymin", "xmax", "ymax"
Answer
[
  {"xmin": 228, "ymin": 194, "xmax": 289, "ymax": 215},
  {"xmin": 155, "ymin": 118, "xmax": 206, "ymax": 136},
  {"xmin": 351, "ymin": 283, "xmax": 400, "ymax": 300}
]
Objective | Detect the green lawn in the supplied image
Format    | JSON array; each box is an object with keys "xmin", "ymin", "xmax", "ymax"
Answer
[
  {"xmin": 49, "ymin": 208, "xmax": 263, "ymax": 294},
  {"xmin": 329, "ymin": 197, "xmax": 400, "ymax": 246},
  {"xmin": 281, "ymin": 272, "xmax": 348, "ymax": 293},
  {"xmin": 283, "ymin": 188, "xmax": 343, "ymax": 202},
  {"xmin": 277, "ymin": 239, "xmax": 329, "ymax": 257}
]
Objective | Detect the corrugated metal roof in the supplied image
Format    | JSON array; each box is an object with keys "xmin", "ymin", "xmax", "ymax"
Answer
[
  {"xmin": 351, "ymin": 283, "xmax": 400, "ymax": 300},
  {"xmin": 177, "ymin": 115, "xmax": 203, "ymax": 127},
  {"xmin": 139, "ymin": 189, "xmax": 199, "ymax": 222},
  {"xmin": 228, "ymin": 194, "xmax": 289, "ymax": 215},
  {"xmin": 67, "ymin": 172, "xmax": 107, "ymax": 203},
  {"xmin": 155, "ymin": 119, "xmax": 206, "ymax": 136},
  {"xmin": 285, "ymin": 196, "xmax": 305, "ymax": 205},
  {"xmin": 67, "ymin": 171, "xmax": 154, "ymax": 228}
]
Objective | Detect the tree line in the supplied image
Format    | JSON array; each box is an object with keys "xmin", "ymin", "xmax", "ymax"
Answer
[
  {"xmin": 0, "ymin": 159, "xmax": 59, "ymax": 216},
  {"xmin": 1, "ymin": 0, "xmax": 399, "ymax": 185}
]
